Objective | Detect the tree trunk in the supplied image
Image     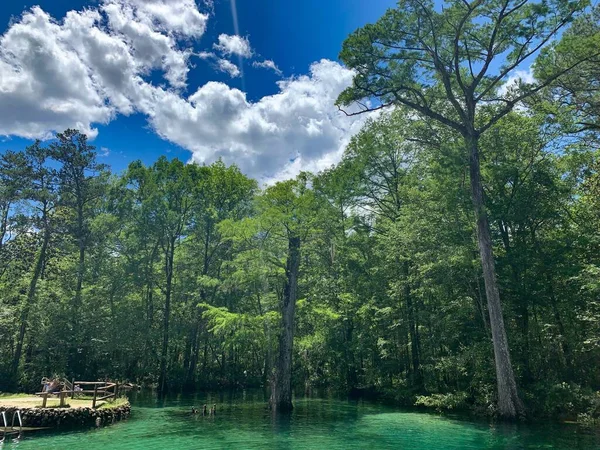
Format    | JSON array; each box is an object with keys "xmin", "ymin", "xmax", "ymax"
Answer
[
  {"xmin": 74, "ymin": 204, "xmax": 85, "ymax": 310},
  {"xmin": 159, "ymin": 237, "xmax": 176, "ymax": 394},
  {"xmin": 186, "ymin": 320, "xmax": 201, "ymax": 387},
  {"xmin": 404, "ymin": 260, "xmax": 422, "ymax": 391},
  {"xmin": 345, "ymin": 320, "xmax": 358, "ymax": 390},
  {"xmin": 0, "ymin": 200, "xmax": 10, "ymax": 255},
  {"xmin": 271, "ymin": 235, "xmax": 300, "ymax": 412},
  {"xmin": 69, "ymin": 202, "xmax": 86, "ymax": 377},
  {"xmin": 467, "ymin": 135, "xmax": 524, "ymax": 419},
  {"xmin": 498, "ymin": 220, "xmax": 532, "ymax": 383},
  {"xmin": 186, "ymin": 219, "xmax": 212, "ymax": 386},
  {"xmin": 11, "ymin": 219, "xmax": 51, "ymax": 379}
]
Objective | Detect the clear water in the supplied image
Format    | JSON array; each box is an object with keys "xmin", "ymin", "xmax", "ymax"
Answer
[{"xmin": 3, "ymin": 390, "xmax": 599, "ymax": 449}]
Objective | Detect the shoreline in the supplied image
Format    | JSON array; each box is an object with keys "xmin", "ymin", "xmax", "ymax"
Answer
[{"xmin": 0, "ymin": 397, "xmax": 130, "ymax": 430}]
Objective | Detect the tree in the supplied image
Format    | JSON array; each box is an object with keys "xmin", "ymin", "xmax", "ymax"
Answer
[
  {"xmin": 533, "ymin": 5, "xmax": 600, "ymax": 135},
  {"xmin": 49, "ymin": 129, "xmax": 108, "ymax": 376},
  {"xmin": 259, "ymin": 175, "xmax": 321, "ymax": 412},
  {"xmin": 124, "ymin": 157, "xmax": 196, "ymax": 393},
  {"xmin": 339, "ymin": 111, "xmax": 424, "ymax": 389},
  {"xmin": 1, "ymin": 143, "xmax": 58, "ymax": 382},
  {"xmin": 184, "ymin": 161, "xmax": 256, "ymax": 387},
  {"xmin": 336, "ymin": 0, "xmax": 596, "ymax": 419}
]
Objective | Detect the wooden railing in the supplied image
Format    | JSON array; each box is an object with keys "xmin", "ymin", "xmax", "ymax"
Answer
[
  {"xmin": 36, "ymin": 379, "xmax": 120, "ymax": 409},
  {"xmin": 74, "ymin": 381, "xmax": 119, "ymax": 408}
]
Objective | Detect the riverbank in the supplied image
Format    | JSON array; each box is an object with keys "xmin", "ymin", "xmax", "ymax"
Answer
[
  {"xmin": 0, "ymin": 395, "xmax": 130, "ymax": 429},
  {"xmin": 344, "ymin": 385, "xmax": 600, "ymax": 426}
]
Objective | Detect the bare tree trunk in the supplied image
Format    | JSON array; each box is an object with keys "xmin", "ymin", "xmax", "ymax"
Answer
[
  {"xmin": 11, "ymin": 219, "xmax": 51, "ymax": 379},
  {"xmin": 271, "ymin": 235, "xmax": 300, "ymax": 412},
  {"xmin": 467, "ymin": 135, "xmax": 524, "ymax": 419}
]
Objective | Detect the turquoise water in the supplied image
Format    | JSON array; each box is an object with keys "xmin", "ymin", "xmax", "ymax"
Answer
[{"xmin": 3, "ymin": 390, "xmax": 599, "ymax": 449}]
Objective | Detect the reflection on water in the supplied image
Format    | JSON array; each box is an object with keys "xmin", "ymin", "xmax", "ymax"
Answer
[{"xmin": 3, "ymin": 390, "xmax": 599, "ymax": 449}]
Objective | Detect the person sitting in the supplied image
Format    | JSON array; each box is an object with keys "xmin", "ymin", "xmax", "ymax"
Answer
[{"xmin": 47, "ymin": 378, "xmax": 61, "ymax": 393}]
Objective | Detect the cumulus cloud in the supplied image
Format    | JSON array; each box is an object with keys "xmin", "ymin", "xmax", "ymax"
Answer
[
  {"xmin": 0, "ymin": 0, "xmax": 208, "ymax": 138},
  {"xmin": 213, "ymin": 34, "xmax": 252, "ymax": 58},
  {"xmin": 216, "ymin": 59, "xmax": 241, "ymax": 78},
  {"xmin": 0, "ymin": 2, "xmax": 370, "ymax": 181},
  {"xmin": 252, "ymin": 59, "xmax": 282, "ymax": 76},
  {"xmin": 140, "ymin": 60, "xmax": 370, "ymax": 182}
]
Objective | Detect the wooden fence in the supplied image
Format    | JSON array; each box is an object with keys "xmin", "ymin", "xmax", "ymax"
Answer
[{"xmin": 37, "ymin": 379, "xmax": 120, "ymax": 408}]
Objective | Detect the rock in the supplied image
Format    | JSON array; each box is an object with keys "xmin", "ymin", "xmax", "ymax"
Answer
[{"xmin": 0, "ymin": 401, "xmax": 131, "ymax": 430}]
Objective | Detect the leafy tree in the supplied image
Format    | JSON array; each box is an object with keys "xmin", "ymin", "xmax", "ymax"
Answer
[
  {"xmin": 123, "ymin": 157, "xmax": 196, "ymax": 393},
  {"xmin": 49, "ymin": 129, "xmax": 109, "ymax": 376},
  {"xmin": 0, "ymin": 143, "xmax": 58, "ymax": 384},
  {"xmin": 533, "ymin": 5, "xmax": 600, "ymax": 135},
  {"xmin": 336, "ymin": 0, "xmax": 596, "ymax": 419},
  {"xmin": 258, "ymin": 175, "xmax": 322, "ymax": 412}
]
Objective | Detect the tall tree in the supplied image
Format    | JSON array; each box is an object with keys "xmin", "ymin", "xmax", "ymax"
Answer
[
  {"xmin": 49, "ymin": 129, "xmax": 107, "ymax": 375},
  {"xmin": 336, "ymin": 0, "xmax": 596, "ymax": 419},
  {"xmin": 1, "ymin": 143, "xmax": 58, "ymax": 382},
  {"xmin": 340, "ymin": 111, "xmax": 424, "ymax": 389},
  {"xmin": 260, "ymin": 175, "xmax": 321, "ymax": 412},
  {"xmin": 184, "ymin": 161, "xmax": 256, "ymax": 387},
  {"xmin": 125, "ymin": 157, "xmax": 197, "ymax": 393}
]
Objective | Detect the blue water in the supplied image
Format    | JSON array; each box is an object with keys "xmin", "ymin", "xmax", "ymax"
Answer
[{"xmin": 3, "ymin": 390, "xmax": 599, "ymax": 449}]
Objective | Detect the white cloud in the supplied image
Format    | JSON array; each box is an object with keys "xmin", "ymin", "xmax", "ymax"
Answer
[
  {"xmin": 140, "ymin": 60, "xmax": 370, "ymax": 182},
  {"xmin": 216, "ymin": 59, "xmax": 240, "ymax": 78},
  {"xmin": 196, "ymin": 51, "xmax": 215, "ymax": 59},
  {"xmin": 114, "ymin": 0, "xmax": 208, "ymax": 37},
  {"xmin": 0, "ymin": 0, "xmax": 208, "ymax": 138},
  {"xmin": 0, "ymin": 3, "xmax": 371, "ymax": 182},
  {"xmin": 213, "ymin": 34, "xmax": 252, "ymax": 58},
  {"xmin": 497, "ymin": 68, "xmax": 535, "ymax": 97},
  {"xmin": 252, "ymin": 59, "xmax": 282, "ymax": 76}
]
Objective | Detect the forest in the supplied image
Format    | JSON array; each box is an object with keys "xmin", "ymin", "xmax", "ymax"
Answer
[{"xmin": 1, "ymin": 0, "xmax": 600, "ymax": 423}]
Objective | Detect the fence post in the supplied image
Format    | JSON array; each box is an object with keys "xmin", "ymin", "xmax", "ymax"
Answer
[
  {"xmin": 71, "ymin": 378, "xmax": 75, "ymax": 399},
  {"xmin": 59, "ymin": 391, "xmax": 65, "ymax": 407},
  {"xmin": 115, "ymin": 382, "xmax": 119, "ymax": 400},
  {"xmin": 92, "ymin": 384, "xmax": 98, "ymax": 409},
  {"xmin": 42, "ymin": 393, "xmax": 48, "ymax": 408}
]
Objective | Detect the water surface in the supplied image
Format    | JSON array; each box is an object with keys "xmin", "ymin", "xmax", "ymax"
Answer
[{"xmin": 4, "ymin": 390, "xmax": 599, "ymax": 449}]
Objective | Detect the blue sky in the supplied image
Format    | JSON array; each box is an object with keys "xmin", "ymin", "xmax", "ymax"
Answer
[{"xmin": 0, "ymin": 0, "xmax": 396, "ymax": 180}]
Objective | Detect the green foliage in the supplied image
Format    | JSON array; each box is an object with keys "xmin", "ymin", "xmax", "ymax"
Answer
[
  {"xmin": 415, "ymin": 392, "xmax": 469, "ymax": 412},
  {"xmin": 98, "ymin": 396, "xmax": 130, "ymax": 410},
  {"xmin": 2, "ymin": 8, "xmax": 600, "ymax": 417}
]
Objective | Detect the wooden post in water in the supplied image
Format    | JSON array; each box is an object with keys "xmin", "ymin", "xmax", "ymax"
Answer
[{"xmin": 92, "ymin": 384, "xmax": 98, "ymax": 409}]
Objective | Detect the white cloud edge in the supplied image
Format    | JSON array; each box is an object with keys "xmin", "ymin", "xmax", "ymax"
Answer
[{"xmin": 252, "ymin": 59, "xmax": 282, "ymax": 76}]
